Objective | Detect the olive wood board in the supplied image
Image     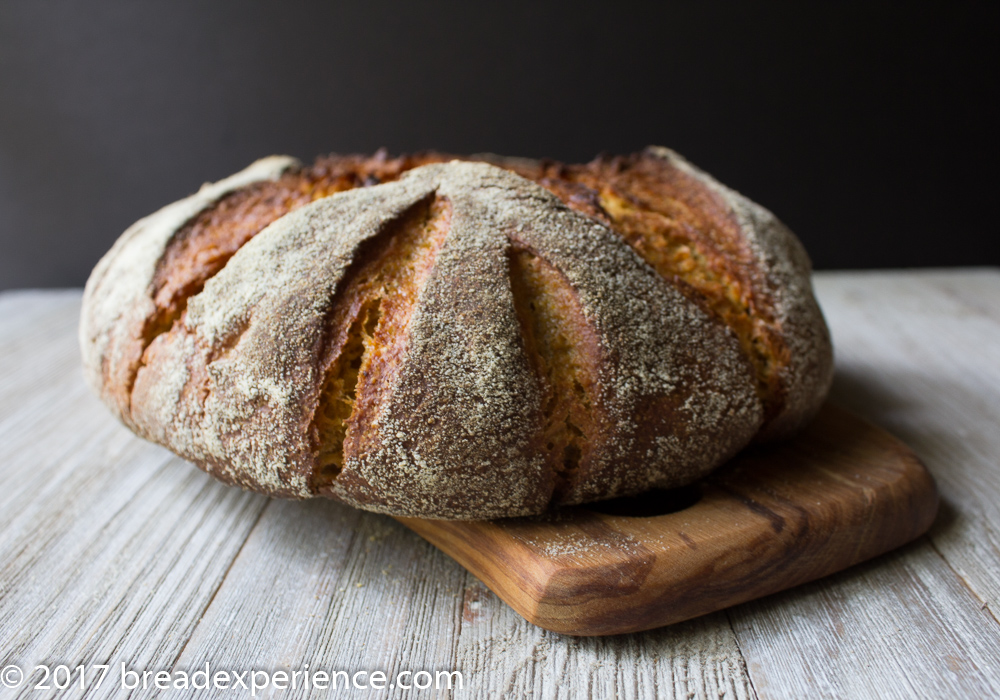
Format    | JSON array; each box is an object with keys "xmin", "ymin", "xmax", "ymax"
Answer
[{"xmin": 396, "ymin": 403, "xmax": 939, "ymax": 636}]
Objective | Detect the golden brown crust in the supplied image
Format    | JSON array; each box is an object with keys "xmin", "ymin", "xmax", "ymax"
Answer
[
  {"xmin": 80, "ymin": 149, "xmax": 832, "ymax": 518},
  {"xmin": 507, "ymin": 246, "xmax": 602, "ymax": 499},
  {"xmin": 78, "ymin": 156, "xmax": 300, "ymax": 429},
  {"xmin": 474, "ymin": 148, "xmax": 833, "ymax": 438},
  {"xmin": 313, "ymin": 194, "xmax": 453, "ymax": 483}
]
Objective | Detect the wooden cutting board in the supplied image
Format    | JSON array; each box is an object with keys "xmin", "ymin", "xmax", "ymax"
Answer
[{"xmin": 396, "ymin": 403, "xmax": 939, "ymax": 636}]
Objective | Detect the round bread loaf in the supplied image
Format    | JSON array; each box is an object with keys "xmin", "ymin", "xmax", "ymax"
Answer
[{"xmin": 79, "ymin": 148, "xmax": 833, "ymax": 519}]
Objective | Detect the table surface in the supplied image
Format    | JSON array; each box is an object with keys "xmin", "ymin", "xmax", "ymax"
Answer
[{"xmin": 1, "ymin": 269, "xmax": 999, "ymax": 699}]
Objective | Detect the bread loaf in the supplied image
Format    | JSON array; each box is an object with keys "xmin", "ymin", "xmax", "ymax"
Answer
[{"xmin": 79, "ymin": 147, "xmax": 833, "ymax": 519}]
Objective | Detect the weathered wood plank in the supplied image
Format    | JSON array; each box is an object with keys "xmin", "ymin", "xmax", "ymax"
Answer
[
  {"xmin": 0, "ymin": 289, "xmax": 80, "ymax": 334},
  {"xmin": 815, "ymin": 270, "xmax": 1000, "ymax": 620},
  {"xmin": 0, "ymin": 290, "xmax": 83, "ymax": 423},
  {"xmin": 0, "ymin": 300, "xmax": 269, "ymax": 699},
  {"xmin": 454, "ymin": 586, "xmax": 755, "ymax": 700},
  {"xmin": 730, "ymin": 541, "xmax": 1000, "ymax": 699},
  {"xmin": 726, "ymin": 269, "xmax": 1000, "ymax": 699},
  {"xmin": 175, "ymin": 502, "xmax": 468, "ymax": 699}
]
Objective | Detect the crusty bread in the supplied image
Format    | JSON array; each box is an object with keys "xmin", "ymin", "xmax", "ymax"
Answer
[{"xmin": 79, "ymin": 148, "xmax": 833, "ymax": 519}]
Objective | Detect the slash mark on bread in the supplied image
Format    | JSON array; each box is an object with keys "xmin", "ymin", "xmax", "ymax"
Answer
[
  {"xmin": 508, "ymin": 245, "xmax": 600, "ymax": 498},
  {"xmin": 595, "ymin": 186, "xmax": 787, "ymax": 422},
  {"xmin": 128, "ymin": 155, "xmax": 437, "ymax": 415},
  {"xmin": 130, "ymin": 151, "xmax": 790, "ymax": 434},
  {"xmin": 518, "ymin": 154, "xmax": 788, "ymax": 427},
  {"xmin": 314, "ymin": 299, "xmax": 382, "ymax": 478},
  {"xmin": 312, "ymin": 194, "xmax": 451, "ymax": 486}
]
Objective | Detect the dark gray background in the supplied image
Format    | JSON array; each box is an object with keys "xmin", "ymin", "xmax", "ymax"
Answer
[{"xmin": 1, "ymin": 1, "xmax": 996, "ymax": 290}]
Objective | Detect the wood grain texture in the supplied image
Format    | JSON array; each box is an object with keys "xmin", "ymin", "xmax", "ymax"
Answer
[
  {"xmin": 725, "ymin": 269, "xmax": 1000, "ymax": 699},
  {"xmin": 398, "ymin": 405, "xmax": 938, "ymax": 636},
  {"xmin": 453, "ymin": 594, "xmax": 755, "ymax": 699},
  {"xmin": 174, "ymin": 500, "xmax": 469, "ymax": 700},
  {"xmin": 0, "ymin": 290, "xmax": 82, "ymax": 422},
  {"xmin": 1, "ymin": 270, "xmax": 1000, "ymax": 699},
  {"xmin": 0, "ymin": 294, "xmax": 270, "ymax": 700},
  {"xmin": 815, "ymin": 270, "xmax": 1000, "ymax": 624},
  {"xmin": 730, "ymin": 541, "xmax": 1000, "ymax": 699}
]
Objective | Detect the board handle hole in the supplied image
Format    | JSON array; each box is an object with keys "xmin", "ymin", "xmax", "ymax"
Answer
[{"xmin": 585, "ymin": 483, "xmax": 702, "ymax": 518}]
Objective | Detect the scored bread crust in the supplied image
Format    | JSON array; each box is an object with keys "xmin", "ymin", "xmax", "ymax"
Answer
[
  {"xmin": 475, "ymin": 147, "xmax": 833, "ymax": 442},
  {"xmin": 642, "ymin": 147, "xmax": 832, "ymax": 441},
  {"xmin": 80, "ymin": 149, "xmax": 832, "ymax": 519},
  {"xmin": 80, "ymin": 155, "xmax": 299, "ymax": 430}
]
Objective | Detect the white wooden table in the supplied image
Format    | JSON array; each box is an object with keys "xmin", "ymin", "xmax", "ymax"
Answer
[{"xmin": 1, "ymin": 269, "xmax": 999, "ymax": 699}]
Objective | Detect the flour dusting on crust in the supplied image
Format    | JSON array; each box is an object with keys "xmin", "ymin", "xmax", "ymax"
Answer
[
  {"xmin": 644, "ymin": 147, "xmax": 833, "ymax": 439},
  {"xmin": 80, "ymin": 153, "xmax": 830, "ymax": 519},
  {"xmin": 79, "ymin": 156, "xmax": 300, "ymax": 427}
]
